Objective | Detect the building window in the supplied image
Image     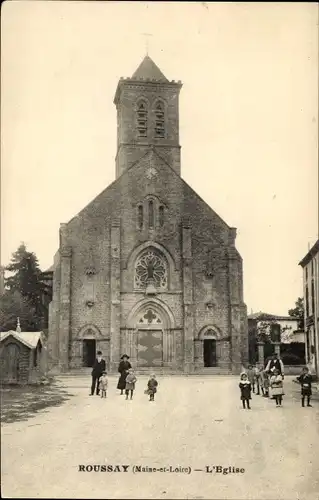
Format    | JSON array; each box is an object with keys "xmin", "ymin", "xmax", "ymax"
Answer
[
  {"xmin": 134, "ymin": 249, "xmax": 168, "ymax": 290},
  {"xmin": 138, "ymin": 205, "xmax": 143, "ymax": 230},
  {"xmin": 154, "ymin": 101, "xmax": 165, "ymax": 138},
  {"xmin": 159, "ymin": 206, "xmax": 164, "ymax": 227},
  {"xmin": 148, "ymin": 200, "xmax": 154, "ymax": 229},
  {"xmin": 311, "ymin": 260, "xmax": 314, "ymax": 276},
  {"xmin": 305, "ymin": 267, "xmax": 308, "ymax": 282},
  {"xmin": 136, "ymin": 100, "xmax": 148, "ymax": 138},
  {"xmin": 305, "ymin": 286, "xmax": 309, "ymax": 317},
  {"xmin": 311, "ymin": 279, "xmax": 315, "ymax": 315}
]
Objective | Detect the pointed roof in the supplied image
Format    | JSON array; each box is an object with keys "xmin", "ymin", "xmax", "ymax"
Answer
[{"xmin": 132, "ymin": 55, "xmax": 168, "ymax": 82}]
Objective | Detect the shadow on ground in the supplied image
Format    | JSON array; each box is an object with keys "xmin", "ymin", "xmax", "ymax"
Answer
[{"xmin": 0, "ymin": 382, "xmax": 74, "ymax": 424}]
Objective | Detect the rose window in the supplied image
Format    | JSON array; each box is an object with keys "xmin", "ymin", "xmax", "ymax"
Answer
[{"xmin": 134, "ymin": 250, "xmax": 167, "ymax": 290}]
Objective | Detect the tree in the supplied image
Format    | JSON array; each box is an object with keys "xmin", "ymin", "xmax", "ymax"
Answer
[
  {"xmin": 0, "ymin": 290, "xmax": 38, "ymax": 331},
  {"xmin": 5, "ymin": 243, "xmax": 46, "ymax": 318},
  {"xmin": 288, "ymin": 297, "xmax": 304, "ymax": 329},
  {"xmin": 4, "ymin": 243, "xmax": 47, "ymax": 329}
]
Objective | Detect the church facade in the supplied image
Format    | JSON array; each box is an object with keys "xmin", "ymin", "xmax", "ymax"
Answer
[{"xmin": 47, "ymin": 56, "xmax": 248, "ymax": 374}]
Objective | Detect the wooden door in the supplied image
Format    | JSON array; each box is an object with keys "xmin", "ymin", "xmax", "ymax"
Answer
[
  {"xmin": 137, "ymin": 330, "xmax": 163, "ymax": 367},
  {"xmin": 5, "ymin": 343, "xmax": 20, "ymax": 383}
]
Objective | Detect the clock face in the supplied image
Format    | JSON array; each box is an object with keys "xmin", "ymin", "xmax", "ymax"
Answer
[{"xmin": 146, "ymin": 167, "xmax": 158, "ymax": 180}]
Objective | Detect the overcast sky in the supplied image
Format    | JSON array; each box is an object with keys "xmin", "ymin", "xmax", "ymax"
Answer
[{"xmin": 1, "ymin": 2, "xmax": 318, "ymax": 315}]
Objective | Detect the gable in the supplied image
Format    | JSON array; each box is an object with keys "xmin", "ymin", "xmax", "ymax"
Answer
[{"xmin": 63, "ymin": 147, "xmax": 233, "ymax": 250}]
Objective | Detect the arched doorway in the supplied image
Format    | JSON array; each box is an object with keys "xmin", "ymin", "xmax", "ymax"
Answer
[
  {"xmin": 126, "ymin": 299, "xmax": 174, "ymax": 368},
  {"xmin": 204, "ymin": 338, "xmax": 217, "ymax": 367},
  {"xmin": 195, "ymin": 326, "xmax": 223, "ymax": 369}
]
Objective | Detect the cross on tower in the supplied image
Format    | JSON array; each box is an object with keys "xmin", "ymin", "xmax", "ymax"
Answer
[{"xmin": 142, "ymin": 33, "xmax": 153, "ymax": 55}]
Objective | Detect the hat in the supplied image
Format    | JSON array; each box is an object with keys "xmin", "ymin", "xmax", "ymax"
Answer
[
  {"xmin": 97, "ymin": 351, "xmax": 102, "ymax": 355},
  {"xmin": 121, "ymin": 354, "xmax": 130, "ymax": 359}
]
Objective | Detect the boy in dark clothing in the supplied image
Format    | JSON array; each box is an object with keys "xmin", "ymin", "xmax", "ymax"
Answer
[
  {"xmin": 239, "ymin": 372, "xmax": 252, "ymax": 409},
  {"xmin": 147, "ymin": 374, "xmax": 158, "ymax": 401},
  {"xmin": 90, "ymin": 351, "xmax": 106, "ymax": 396},
  {"xmin": 295, "ymin": 367, "xmax": 313, "ymax": 407}
]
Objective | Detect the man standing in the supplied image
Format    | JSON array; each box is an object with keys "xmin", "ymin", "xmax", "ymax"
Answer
[
  {"xmin": 265, "ymin": 353, "xmax": 284, "ymax": 378},
  {"xmin": 90, "ymin": 350, "xmax": 106, "ymax": 396}
]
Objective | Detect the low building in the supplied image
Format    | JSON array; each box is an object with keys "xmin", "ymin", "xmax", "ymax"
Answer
[
  {"xmin": 299, "ymin": 239, "xmax": 319, "ymax": 377},
  {"xmin": 0, "ymin": 330, "xmax": 47, "ymax": 384},
  {"xmin": 248, "ymin": 312, "xmax": 305, "ymax": 367}
]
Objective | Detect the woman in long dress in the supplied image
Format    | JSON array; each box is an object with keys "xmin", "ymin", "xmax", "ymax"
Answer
[{"xmin": 117, "ymin": 355, "xmax": 131, "ymax": 395}]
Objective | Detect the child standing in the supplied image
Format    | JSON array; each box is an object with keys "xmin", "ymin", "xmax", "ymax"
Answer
[
  {"xmin": 270, "ymin": 368, "xmax": 284, "ymax": 407},
  {"xmin": 99, "ymin": 371, "xmax": 108, "ymax": 398},
  {"xmin": 296, "ymin": 367, "xmax": 313, "ymax": 407},
  {"xmin": 125, "ymin": 368, "xmax": 137, "ymax": 400},
  {"xmin": 247, "ymin": 365, "xmax": 256, "ymax": 393},
  {"xmin": 147, "ymin": 374, "xmax": 158, "ymax": 402},
  {"xmin": 260, "ymin": 369, "xmax": 270, "ymax": 397},
  {"xmin": 239, "ymin": 373, "xmax": 252, "ymax": 409}
]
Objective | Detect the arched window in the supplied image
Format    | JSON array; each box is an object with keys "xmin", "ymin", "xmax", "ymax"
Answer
[
  {"xmin": 136, "ymin": 100, "xmax": 148, "ymax": 138},
  {"xmin": 159, "ymin": 206, "xmax": 164, "ymax": 227},
  {"xmin": 138, "ymin": 205, "xmax": 143, "ymax": 230},
  {"xmin": 148, "ymin": 200, "xmax": 154, "ymax": 229},
  {"xmin": 154, "ymin": 101, "xmax": 165, "ymax": 138}
]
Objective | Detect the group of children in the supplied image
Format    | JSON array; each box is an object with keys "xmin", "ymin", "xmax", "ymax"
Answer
[
  {"xmin": 239, "ymin": 363, "xmax": 314, "ymax": 410},
  {"xmin": 97, "ymin": 369, "xmax": 159, "ymax": 402}
]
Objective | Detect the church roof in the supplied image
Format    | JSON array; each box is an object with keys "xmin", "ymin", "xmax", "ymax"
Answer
[{"xmin": 132, "ymin": 55, "xmax": 168, "ymax": 82}]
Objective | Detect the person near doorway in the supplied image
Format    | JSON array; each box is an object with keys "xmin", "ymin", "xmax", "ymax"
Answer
[
  {"xmin": 90, "ymin": 351, "xmax": 106, "ymax": 396},
  {"xmin": 265, "ymin": 353, "xmax": 284, "ymax": 378},
  {"xmin": 270, "ymin": 368, "xmax": 284, "ymax": 407},
  {"xmin": 125, "ymin": 368, "xmax": 137, "ymax": 400},
  {"xmin": 295, "ymin": 366, "xmax": 313, "ymax": 407},
  {"xmin": 117, "ymin": 354, "xmax": 131, "ymax": 395},
  {"xmin": 239, "ymin": 372, "xmax": 252, "ymax": 409}
]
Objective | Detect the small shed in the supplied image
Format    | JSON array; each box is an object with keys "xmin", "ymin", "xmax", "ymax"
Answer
[{"xmin": 0, "ymin": 330, "xmax": 46, "ymax": 384}]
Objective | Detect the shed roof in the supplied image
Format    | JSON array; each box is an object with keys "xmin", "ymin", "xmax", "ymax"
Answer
[{"xmin": 0, "ymin": 331, "xmax": 43, "ymax": 349}]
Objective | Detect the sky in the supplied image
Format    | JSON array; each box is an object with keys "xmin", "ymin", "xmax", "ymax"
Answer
[{"xmin": 1, "ymin": 1, "xmax": 318, "ymax": 315}]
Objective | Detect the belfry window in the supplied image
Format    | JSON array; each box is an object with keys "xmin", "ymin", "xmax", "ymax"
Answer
[
  {"xmin": 136, "ymin": 101, "xmax": 148, "ymax": 138},
  {"xmin": 148, "ymin": 200, "xmax": 154, "ymax": 229},
  {"xmin": 138, "ymin": 205, "xmax": 143, "ymax": 230},
  {"xmin": 154, "ymin": 101, "xmax": 165, "ymax": 138}
]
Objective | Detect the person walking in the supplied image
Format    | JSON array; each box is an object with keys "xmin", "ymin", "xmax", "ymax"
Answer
[
  {"xmin": 90, "ymin": 351, "xmax": 106, "ymax": 396},
  {"xmin": 117, "ymin": 355, "xmax": 131, "ymax": 395}
]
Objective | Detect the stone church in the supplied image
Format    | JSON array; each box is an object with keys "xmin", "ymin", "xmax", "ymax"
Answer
[{"xmin": 47, "ymin": 55, "xmax": 248, "ymax": 374}]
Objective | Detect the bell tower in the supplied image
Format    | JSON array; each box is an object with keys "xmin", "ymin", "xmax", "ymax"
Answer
[{"xmin": 114, "ymin": 55, "xmax": 183, "ymax": 178}]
